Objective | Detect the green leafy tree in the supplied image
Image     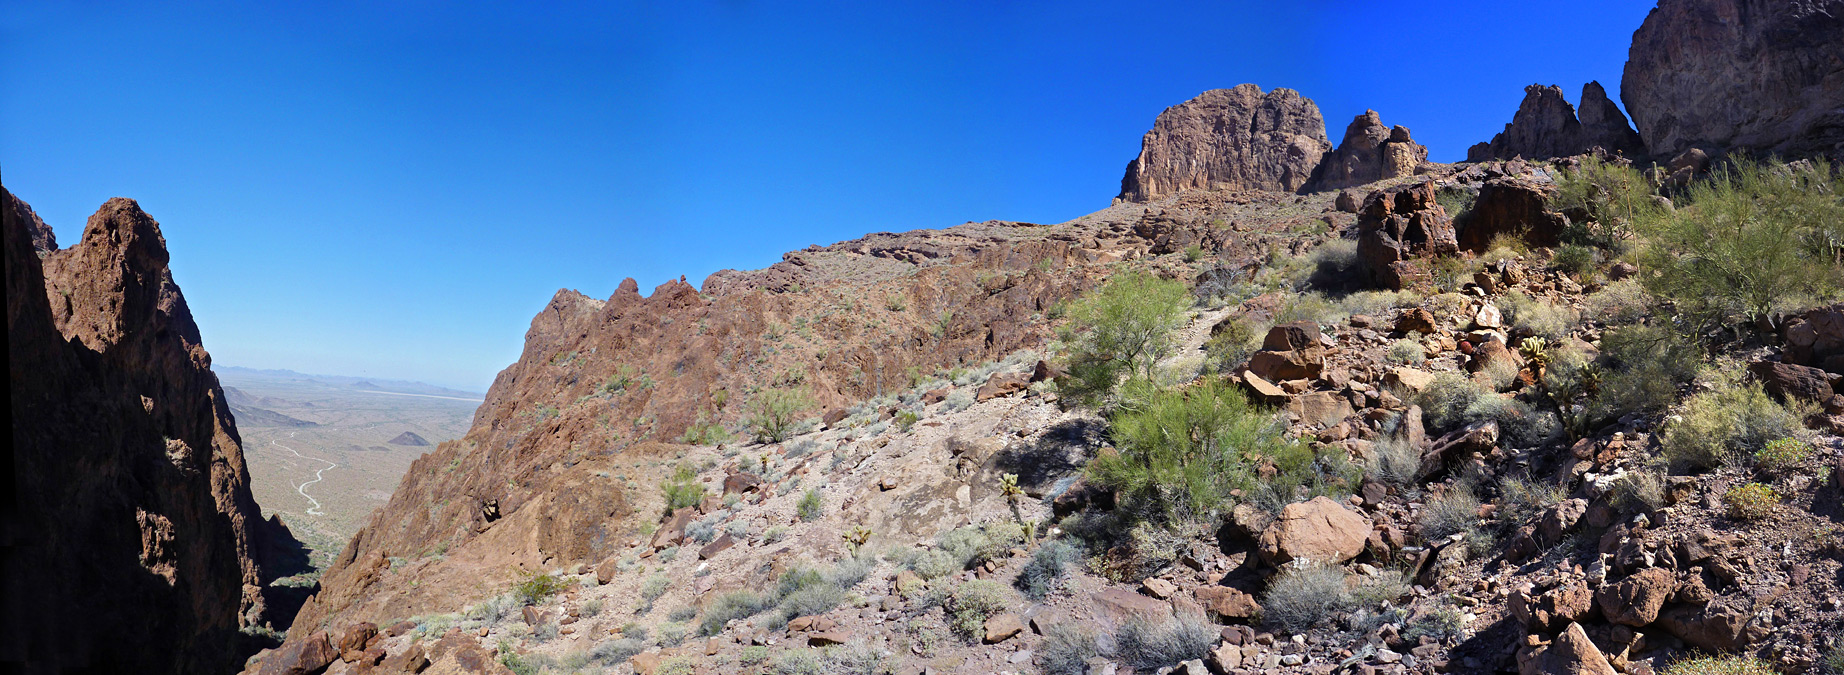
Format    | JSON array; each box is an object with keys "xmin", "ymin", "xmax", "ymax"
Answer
[
  {"xmin": 1061, "ymin": 271, "xmax": 1189, "ymax": 402},
  {"xmin": 747, "ymin": 386, "xmax": 810, "ymax": 443}
]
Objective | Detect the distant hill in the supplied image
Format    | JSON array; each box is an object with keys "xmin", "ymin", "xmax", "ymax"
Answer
[
  {"xmin": 387, "ymin": 431, "xmax": 429, "ymax": 447},
  {"xmin": 216, "ymin": 366, "xmax": 483, "ymax": 400},
  {"xmin": 228, "ymin": 404, "xmax": 318, "ymax": 428}
]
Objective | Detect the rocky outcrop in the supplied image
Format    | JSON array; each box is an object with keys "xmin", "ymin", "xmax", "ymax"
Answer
[
  {"xmin": 1304, "ymin": 110, "xmax": 1428, "ymax": 192},
  {"xmin": 1460, "ymin": 177, "xmax": 1569, "ymax": 252},
  {"xmin": 1469, "ymin": 83, "xmax": 1645, "ymax": 162},
  {"xmin": 1355, "ymin": 181, "xmax": 1457, "ymax": 290},
  {"xmin": 1117, "ymin": 84, "xmax": 1332, "ymax": 201},
  {"xmin": 5, "ymin": 188, "xmax": 302, "ymax": 673},
  {"xmin": 1623, "ymin": 0, "xmax": 1844, "ymax": 160}
]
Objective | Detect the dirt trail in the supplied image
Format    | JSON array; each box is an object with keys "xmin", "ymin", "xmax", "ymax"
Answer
[{"xmin": 272, "ymin": 432, "xmax": 335, "ymax": 516}]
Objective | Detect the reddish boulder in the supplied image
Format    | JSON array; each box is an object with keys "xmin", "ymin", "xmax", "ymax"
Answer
[
  {"xmin": 1356, "ymin": 182, "xmax": 1457, "ymax": 290},
  {"xmin": 1749, "ymin": 360, "xmax": 1835, "ymax": 403},
  {"xmin": 698, "ymin": 534, "xmax": 735, "ymax": 560},
  {"xmin": 1247, "ymin": 322, "xmax": 1327, "ymax": 381},
  {"xmin": 976, "ymin": 371, "xmax": 1031, "ymax": 402},
  {"xmin": 258, "ymin": 632, "xmax": 338, "ymax": 675},
  {"xmin": 1257, "ymin": 496, "xmax": 1372, "ymax": 565},
  {"xmin": 1509, "ymin": 581, "xmax": 1596, "ymax": 632},
  {"xmin": 1596, "ymin": 567, "xmax": 1677, "ymax": 627},
  {"xmin": 1461, "ymin": 177, "xmax": 1567, "ymax": 252},
  {"xmin": 1194, "ymin": 585, "xmax": 1262, "ymax": 623},
  {"xmin": 1516, "ymin": 622, "xmax": 1618, "ymax": 675},
  {"xmin": 337, "ymin": 621, "xmax": 379, "ymax": 656}
]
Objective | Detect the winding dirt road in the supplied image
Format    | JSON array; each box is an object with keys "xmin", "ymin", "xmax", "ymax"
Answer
[{"xmin": 271, "ymin": 432, "xmax": 335, "ymax": 516}]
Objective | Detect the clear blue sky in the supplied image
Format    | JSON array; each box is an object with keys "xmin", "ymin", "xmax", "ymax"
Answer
[{"xmin": 1, "ymin": 1, "xmax": 1654, "ymax": 391}]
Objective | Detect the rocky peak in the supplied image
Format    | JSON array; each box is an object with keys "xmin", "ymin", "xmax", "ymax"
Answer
[
  {"xmin": 1304, "ymin": 109, "xmax": 1429, "ymax": 192},
  {"xmin": 1576, "ymin": 81, "xmax": 1647, "ymax": 159},
  {"xmin": 1469, "ymin": 82, "xmax": 1648, "ymax": 162},
  {"xmin": 1116, "ymin": 84, "xmax": 1332, "ymax": 201},
  {"xmin": 6, "ymin": 187, "xmax": 303, "ymax": 673},
  {"xmin": 1622, "ymin": 0, "xmax": 1844, "ymax": 160}
]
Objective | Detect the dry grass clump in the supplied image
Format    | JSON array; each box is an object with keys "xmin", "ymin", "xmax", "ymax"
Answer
[
  {"xmin": 1262, "ymin": 562, "xmax": 1407, "ymax": 632},
  {"xmin": 1498, "ymin": 291, "xmax": 1576, "ymax": 339},
  {"xmin": 1662, "ymin": 377, "xmax": 1801, "ymax": 472},
  {"xmin": 1659, "ymin": 655, "xmax": 1776, "ymax": 675},
  {"xmin": 1114, "ymin": 610, "xmax": 1218, "ymax": 671}
]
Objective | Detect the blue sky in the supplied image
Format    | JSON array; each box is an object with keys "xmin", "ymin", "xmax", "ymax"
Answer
[{"xmin": 1, "ymin": 1, "xmax": 1654, "ymax": 391}]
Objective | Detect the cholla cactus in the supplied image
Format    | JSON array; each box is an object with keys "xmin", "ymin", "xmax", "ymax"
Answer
[
  {"xmin": 842, "ymin": 525, "xmax": 872, "ymax": 551},
  {"xmin": 1518, "ymin": 337, "xmax": 1552, "ymax": 368}
]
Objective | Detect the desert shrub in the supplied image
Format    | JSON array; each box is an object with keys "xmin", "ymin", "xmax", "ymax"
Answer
[
  {"xmin": 748, "ymin": 386, "xmax": 811, "ymax": 443},
  {"xmin": 1551, "ymin": 244, "xmax": 1599, "ymax": 277},
  {"xmin": 1610, "ymin": 466, "xmax": 1668, "ymax": 512},
  {"xmin": 825, "ymin": 645, "xmax": 894, "ymax": 675},
  {"xmin": 1638, "ymin": 158, "xmax": 1844, "ymax": 328},
  {"xmin": 1014, "ymin": 540, "xmax": 1081, "ymax": 600},
  {"xmin": 1436, "ymin": 185, "xmax": 1477, "ymax": 225},
  {"xmin": 942, "ymin": 389, "xmax": 974, "ymax": 412},
  {"xmin": 661, "ymin": 463, "xmax": 706, "ymax": 513},
  {"xmin": 943, "ymin": 580, "xmax": 1010, "ymax": 641},
  {"xmin": 1555, "ymin": 154, "xmax": 1661, "ymax": 252},
  {"xmin": 513, "ymin": 572, "xmax": 567, "ymax": 606},
  {"xmin": 668, "ymin": 606, "xmax": 696, "ymax": 622},
  {"xmin": 1263, "ymin": 562, "xmax": 1356, "ymax": 632},
  {"xmin": 1415, "ymin": 374, "xmax": 1554, "ymax": 447},
  {"xmin": 697, "ymin": 589, "xmax": 774, "ymax": 636},
  {"xmin": 686, "ymin": 513, "xmax": 722, "ymax": 544},
  {"xmin": 1663, "ymin": 377, "xmax": 1800, "ymax": 472},
  {"xmin": 1583, "ymin": 279, "xmax": 1654, "ymax": 326},
  {"xmin": 1272, "ymin": 291, "xmax": 1347, "ymax": 326},
  {"xmin": 1092, "ymin": 379, "xmax": 1351, "ymax": 525},
  {"xmin": 1402, "ymin": 605, "xmax": 1466, "ymax": 643},
  {"xmin": 1366, "ymin": 436, "xmax": 1420, "ymax": 489},
  {"xmin": 590, "ymin": 637, "xmax": 647, "ymax": 664},
  {"xmin": 796, "ymin": 488, "xmax": 823, "ymax": 521},
  {"xmin": 1591, "ymin": 323, "xmax": 1701, "ymax": 422},
  {"xmin": 678, "ymin": 415, "xmax": 732, "ymax": 445},
  {"xmin": 1497, "ymin": 475, "xmax": 1564, "ymax": 527},
  {"xmin": 770, "ymin": 650, "xmax": 824, "ymax": 675},
  {"xmin": 1039, "ymin": 624, "xmax": 1102, "ymax": 675},
  {"xmin": 828, "ymin": 554, "xmax": 876, "ymax": 590},
  {"xmin": 466, "ymin": 594, "xmax": 518, "ymax": 624},
  {"xmin": 1059, "ymin": 272, "xmax": 1189, "ymax": 401},
  {"xmin": 764, "ymin": 525, "xmax": 788, "ymax": 543},
  {"xmin": 1756, "ymin": 438, "xmax": 1812, "ymax": 474},
  {"xmin": 894, "ymin": 409, "xmax": 919, "ymax": 432},
  {"xmin": 1498, "ymin": 292, "xmax": 1575, "ymax": 340},
  {"xmin": 739, "ymin": 646, "xmax": 770, "ymax": 665},
  {"xmin": 1339, "ymin": 289, "xmax": 1421, "ymax": 318},
  {"xmin": 1183, "ymin": 243, "xmax": 1206, "ymax": 262},
  {"xmin": 641, "ymin": 574, "xmax": 670, "ymax": 606},
  {"xmin": 1114, "ymin": 611, "xmax": 1218, "ymax": 671},
  {"xmin": 1659, "ymin": 655, "xmax": 1777, "ymax": 675},
  {"xmin": 1723, "ymin": 482, "xmax": 1778, "ymax": 520},
  {"xmin": 1419, "ymin": 484, "xmax": 1483, "ymax": 543},
  {"xmin": 1386, "ymin": 339, "xmax": 1426, "ymax": 364},
  {"xmin": 1204, "ymin": 318, "xmax": 1262, "ymax": 373},
  {"xmin": 776, "ymin": 584, "xmax": 847, "ymax": 625}
]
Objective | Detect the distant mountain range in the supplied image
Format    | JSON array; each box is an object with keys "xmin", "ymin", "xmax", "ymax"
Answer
[{"xmin": 217, "ymin": 366, "xmax": 483, "ymax": 400}]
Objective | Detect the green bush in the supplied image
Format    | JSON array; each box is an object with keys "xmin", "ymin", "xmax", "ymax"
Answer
[
  {"xmin": 1014, "ymin": 540, "xmax": 1081, "ymax": 601},
  {"xmin": 1590, "ymin": 324, "xmax": 1702, "ymax": 423},
  {"xmin": 749, "ymin": 386, "xmax": 811, "ymax": 443},
  {"xmin": 1091, "ymin": 379, "xmax": 1350, "ymax": 524},
  {"xmin": 678, "ymin": 415, "xmax": 732, "ymax": 445},
  {"xmin": 1415, "ymin": 373, "xmax": 1556, "ymax": 447},
  {"xmin": 1386, "ymin": 339, "xmax": 1426, "ymax": 364},
  {"xmin": 1551, "ymin": 244, "xmax": 1599, "ymax": 277},
  {"xmin": 513, "ymin": 571, "xmax": 567, "ymax": 606},
  {"xmin": 1113, "ymin": 611, "xmax": 1218, "ymax": 671},
  {"xmin": 1610, "ymin": 467, "xmax": 1667, "ymax": 512},
  {"xmin": 1659, "ymin": 655, "xmax": 1777, "ymax": 675},
  {"xmin": 1060, "ymin": 271, "xmax": 1190, "ymax": 402},
  {"xmin": 1554, "ymin": 154, "xmax": 1661, "ymax": 252},
  {"xmin": 1204, "ymin": 318, "xmax": 1262, "ymax": 373},
  {"xmin": 590, "ymin": 637, "xmax": 647, "ymax": 664},
  {"xmin": 1755, "ymin": 437, "xmax": 1811, "ymax": 474},
  {"xmin": 1497, "ymin": 476, "xmax": 1565, "ymax": 528},
  {"xmin": 1038, "ymin": 624, "xmax": 1101, "ymax": 675},
  {"xmin": 894, "ymin": 409, "xmax": 919, "ymax": 432},
  {"xmin": 697, "ymin": 589, "xmax": 774, "ymax": 636},
  {"xmin": 1637, "ymin": 158, "xmax": 1844, "ymax": 328},
  {"xmin": 661, "ymin": 463, "xmax": 706, "ymax": 512},
  {"xmin": 1722, "ymin": 482, "xmax": 1778, "ymax": 520},
  {"xmin": 1662, "ymin": 377, "xmax": 1800, "ymax": 472},
  {"xmin": 1183, "ymin": 244, "xmax": 1206, "ymax": 262},
  {"xmin": 796, "ymin": 488, "xmax": 824, "ymax": 521},
  {"xmin": 1498, "ymin": 292, "xmax": 1575, "ymax": 340},
  {"xmin": 943, "ymin": 580, "xmax": 1010, "ymax": 641}
]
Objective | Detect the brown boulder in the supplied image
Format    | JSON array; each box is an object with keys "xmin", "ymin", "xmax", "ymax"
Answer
[
  {"xmin": 1596, "ymin": 567, "xmax": 1677, "ymax": 627},
  {"xmin": 1461, "ymin": 177, "xmax": 1567, "ymax": 252},
  {"xmin": 821, "ymin": 408, "xmax": 848, "ymax": 428},
  {"xmin": 1238, "ymin": 371, "xmax": 1289, "ymax": 404},
  {"xmin": 1417, "ymin": 420, "xmax": 1498, "ymax": 481},
  {"xmin": 1247, "ymin": 322, "xmax": 1327, "ymax": 381},
  {"xmin": 808, "ymin": 629, "xmax": 852, "ymax": 646},
  {"xmin": 1335, "ymin": 190, "xmax": 1361, "ymax": 213},
  {"xmin": 1257, "ymin": 496, "xmax": 1372, "ymax": 565},
  {"xmin": 1030, "ymin": 360, "xmax": 1064, "ymax": 383},
  {"xmin": 1536, "ymin": 498, "xmax": 1588, "ymax": 547},
  {"xmin": 1117, "ymin": 84, "xmax": 1332, "ymax": 201},
  {"xmin": 1356, "ymin": 182, "xmax": 1457, "ymax": 290},
  {"xmin": 1748, "ymin": 360, "xmax": 1835, "ymax": 403},
  {"xmin": 1394, "ymin": 308, "xmax": 1439, "ymax": 334},
  {"xmin": 650, "ymin": 508, "xmax": 695, "ymax": 549},
  {"xmin": 379, "ymin": 642, "xmax": 429, "ymax": 673},
  {"xmin": 976, "ymin": 371, "xmax": 1031, "ymax": 402},
  {"xmin": 1657, "ymin": 602, "xmax": 1767, "ymax": 652},
  {"xmin": 1509, "ymin": 581, "xmax": 1596, "ymax": 632},
  {"xmin": 983, "ymin": 613, "xmax": 1027, "ymax": 643},
  {"xmin": 1517, "ymin": 622, "xmax": 1618, "ymax": 675},
  {"xmin": 338, "ymin": 622, "xmax": 379, "ymax": 655},
  {"xmin": 1194, "ymin": 585, "xmax": 1262, "ymax": 623},
  {"xmin": 258, "ymin": 632, "xmax": 339, "ymax": 675},
  {"xmin": 698, "ymin": 534, "xmax": 735, "ymax": 560},
  {"xmin": 1287, "ymin": 391, "xmax": 1353, "ymax": 428},
  {"xmin": 1092, "ymin": 588, "xmax": 1174, "ymax": 624},
  {"xmin": 722, "ymin": 472, "xmax": 763, "ymax": 495}
]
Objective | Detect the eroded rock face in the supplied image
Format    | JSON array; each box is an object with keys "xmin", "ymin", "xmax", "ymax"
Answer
[
  {"xmin": 1355, "ymin": 181, "xmax": 1457, "ymax": 290},
  {"xmin": 1117, "ymin": 84, "xmax": 1332, "ymax": 201},
  {"xmin": 5, "ymin": 188, "xmax": 302, "ymax": 673},
  {"xmin": 1623, "ymin": 0, "xmax": 1844, "ymax": 160},
  {"xmin": 1304, "ymin": 111, "xmax": 1428, "ymax": 192},
  {"xmin": 1469, "ymin": 83, "xmax": 1646, "ymax": 162}
]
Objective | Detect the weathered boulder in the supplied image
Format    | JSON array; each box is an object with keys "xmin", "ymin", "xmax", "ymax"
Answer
[
  {"xmin": 1304, "ymin": 110, "xmax": 1428, "ymax": 192},
  {"xmin": 1287, "ymin": 391, "xmax": 1354, "ymax": 428},
  {"xmin": 1460, "ymin": 177, "xmax": 1568, "ymax": 252},
  {"xmin": 1596, "ymin": 567, "xmax": 1678, "ymax": 627},
  {"xmin": 1537, "ymin": 498, "xmax": 1589, "ymax": 547},
  {"xmin": 1750, "ymin": 359, "xmax": 1837, "ymax": 403},
  {"xmin": 1092, "ymin": 588, "xmax": 1174, "ymax": 624},
  {"xmin": 1509, "ymin": 581, "xmax": 1597, "ymax": 632},
  {"xmin": 1117, "ymin": 84, "xmax": 1333, "ymax": 201},
  {"xmin": 983, "ymin": 613, "xmax": 1026, "ymax": 643},
  {"xmin": 1623, "ymin": 0, "xmax": 1844, "ymax": 160},
  {"xmin": 257, "ymin": 632, "xmax": 338, "ymax": 675},
  {"xmin": 1194, "ymin": 585, "xmax": 1262, "ymax": 623},
  {"xmin": 1657, "ymin": 602, "xmax": 1767, "ymax": 652},
  {"xmin": 976, "ymin": 371, "xmax": 1031, "ymax": 402},
  {"xmin": 1246, "ymin": 322, "xmax": 1327, "ymax": 381},
  {"xmin": 1516, "ymin": 622, "xmax": 1618, "ymax": 675},
  {"xmin": 337, "ymin": 622, "xmax": 378, "ymax": 655},
  {"xmin": 1785, "ymin": 305, "xmax": 1844, "ymax": 373},
  {"xmin": 1356, "ymin": 182, "xmax": 1457, "ymax": 290},
  {"xmin": 1257, "ymin": 496, "xmax": 1372, "ymax": 565}
]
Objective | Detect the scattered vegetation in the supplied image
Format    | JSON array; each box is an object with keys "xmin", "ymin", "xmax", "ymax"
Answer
[
  {"xmin": 1386, "ymin": 338, "xmax": 1426, "ymax": 364},
  {"xmin": 513, "ymin": 571, "xmax": 567, "ymax": 606},
  {"xmin": 1113, "ymin": 611, "xmax": 1218, "ymax": 671},
  {"xmin": 1755, "ymin": 437, "xmax": 1812, "ymax": 474},
  {"xmin": 661, "ymin": 463, "xmax": 706, "ymax": 512},
  {"xmin": 1060, "ymin": 272, "xmax": 1190, "ymax": 403},
  {"xmin": 1662, "ymin": 377, "xmax": 1800, "ymax": 472},
  {"xmin": 1014, "ymin": 539, "xmax": 1081, "ymax": 600},
  {"xmin": 796, "ymin": 488, "xmax": 824, "ymax": 521},
  {"xmin": 1722, "ymin": 482, "xmax": 1778, "ymax": 520},
  {"xmin": 748, "ymin": 386, "xmax": 812, "ymax": 443},
  {"xmin": 1038, "ymin": 624, "xmax": 1102, "ymax": 675},
  {"xmin": 941, "ymin": 579, "xmax": 1010, "ymax": 641},
  {"xmin": 1658, "ymin": 654, "xmax": 1777, "ymax": 675},
  {"xmin": 1262, "ymin": 563, "xmax": 1406, "ymax": 632}
]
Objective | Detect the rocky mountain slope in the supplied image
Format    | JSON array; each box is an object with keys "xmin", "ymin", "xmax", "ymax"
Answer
[{"xmin": 4, "ymin": 188, "xmax": 306, "ymax": 673}]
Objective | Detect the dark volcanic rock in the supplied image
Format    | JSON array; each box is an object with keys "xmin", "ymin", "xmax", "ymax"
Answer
[
  {"xmin": 1355, "ymin": 181, "xmax": 1457, "ymax": 289},
  {"xmin": 1623, "ymin": 0, "xmax": 1844, "ymax": 159},
  {"xmin": 1304, "ymin": 110, "xmax": 1428, "ymax": 192},
  {"xmin": 1460, "ymin": 177, "xmax": 1568, "ymax": 252},
  {"xmin": 5, "ymin": 188, "xmax": 303, "ymax": 673},
  {"xmin": 1117, "ymin": 84, "xmax": 1332, "ymax": 201},
  {"xmin": 1468, "ymin": 82, "xmax": 1648, "ymax": 162},
  {"xmin": 387, "ymin": 431, "xmax": 430, "ymax": 446},
  {"xmin": 1576, "ymin": 81, "xmax": 1647, "ymax": 159}
]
